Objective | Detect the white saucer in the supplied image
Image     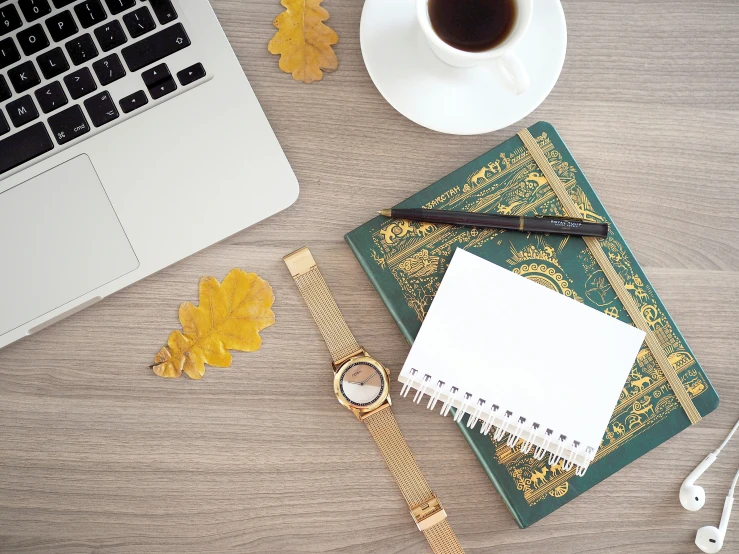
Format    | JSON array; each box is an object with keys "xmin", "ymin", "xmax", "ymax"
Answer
[{"xmin": 360, "ymin": 0, "xmax": 567, "ymax": 135}]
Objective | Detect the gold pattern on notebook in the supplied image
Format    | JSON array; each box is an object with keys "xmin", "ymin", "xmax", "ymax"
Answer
[{"xmin": 368, "ymin": 130, "xmax": 710, "ymax": 506}]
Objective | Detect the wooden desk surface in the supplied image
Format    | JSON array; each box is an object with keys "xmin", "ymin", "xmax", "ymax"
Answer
[{"xmin": 2, "ymin": 1, "xmax": 738, "ymax": 552}]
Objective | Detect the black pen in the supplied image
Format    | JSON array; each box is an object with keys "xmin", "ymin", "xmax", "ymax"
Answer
[{"xmin": 379, "ymin": 208, "xmax": 609, "ymax": 239}]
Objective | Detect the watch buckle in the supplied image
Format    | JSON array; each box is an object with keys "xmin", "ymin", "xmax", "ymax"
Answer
[
  {"xmin": 283, "ymin": 247, "xmax": 316, "ymax": 277},
  {"xmin": 410, "ymin": 495, "xmax": 447, "ymax": 531}
]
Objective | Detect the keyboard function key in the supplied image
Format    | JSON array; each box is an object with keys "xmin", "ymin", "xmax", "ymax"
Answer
[
  {"xmin": 141, "ymin": 62, "xmax": 169, "ymax": 88},
  {"xmin": 92, "ymin": 53, "xmax": 125, "ymax": 85},
  {"xmin": 0, "ymin": 122, "xmax": 53, "ymax": 175},
  {"xmin": 74, "ymin": 0, "xmax": 106, "ymax": 29},
  {"xmin": 119, "ymin": 89, "xmax": 147, "ymax": 113},
  {"xmin": 177, "ymin": 63, "xmax": 205, "ymax": 86},
  {"xmin": 150, "ymin": 0, "xmax": 177, "ymax": 24},
  {"xmin": 103, "ymin": 0, "xmax": 135, "ymax": 16},
  {"xmin": 0, "ymin": 36, "xmax": 20, "ymax": 70},
  {"xmin": 0, "ymin": 74, "xmax": 10, "ymax": 101},
  {"xmin": 63, "ymin": 66, "xmax": 96, "ymax": 99},
  {"xmin": 34, "ymin": 80, "xmax": 67, "ymax": 113},
  {"xmin": 8, "ymin": 60, "xmax": 41, "ymax": 93},
  {"xmin": 7, "ymin": 94, "xmax": 39, "ymax": 127},
  {"xmin": 18, "ymin": 0, "xmax": 51, "ymax": 23},
  {"xmin": 0, "ymin": 4, "xmax": 22, "ymax": 36},
  {"xmin": 122, "ymin": 6, "xmax": 155, "ymax": 39},
  {"xmin": 45, "ymin": 10, "xmax": 78, "ymax": 42},
  {"xmin": 65, "ymin": 33, "xmax": 98, "ymax": 65},
  {"xmin": 94, "ymin": 19, "xmax": 127, "ymax": 51},
  {"xmin": 121, "ymin": 23, "xmax": 190, "ymax": 72},
  {"xmin": 37, "ymin": 46, "xmax": 70, "ymax": 79},
  {"xmin": 84, "ymin": 90, "xmax": 119, "ymax": 127},
  {"xmin": 0, "ymin": 110, "xmax": 9, "ymax": 136},
  {"xmin": 48, "ymin": 104, "xmax": 89, "ymax": 144}
]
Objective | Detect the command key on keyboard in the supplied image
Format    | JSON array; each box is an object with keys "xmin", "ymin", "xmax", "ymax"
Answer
[{"xmin": 48, "ymin": 105, "xmax": 90, "ymax": 145}]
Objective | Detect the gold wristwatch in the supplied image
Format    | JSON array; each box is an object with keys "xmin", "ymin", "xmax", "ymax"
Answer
[{"xmin": 284, "ymin": 247, "xmax": 464, "ymax": 554}]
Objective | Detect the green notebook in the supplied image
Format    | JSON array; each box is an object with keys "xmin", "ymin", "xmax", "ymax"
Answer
[{"xmin": 344, "ymin": 121, "xmax": 719, "ymax": 528}]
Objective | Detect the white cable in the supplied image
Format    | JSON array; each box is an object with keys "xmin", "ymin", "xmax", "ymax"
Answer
[
  {"xmin": 716, "ymin": 419, "xmax": 739, "ymax": 454},
  {"xmin": 730, "ymin": 468, "xmax": 739, "ymax": 498}
]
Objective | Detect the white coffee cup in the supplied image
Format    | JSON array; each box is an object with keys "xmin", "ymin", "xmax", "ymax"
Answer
[{"xmin": 416, "ymin": 0, "xmax": 533, "ymax": 94}]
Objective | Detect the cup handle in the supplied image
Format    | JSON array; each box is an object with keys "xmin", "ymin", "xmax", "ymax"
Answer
[{"xmin": 495, "ymin": 52, "xmax": 530, "ymax": 95}]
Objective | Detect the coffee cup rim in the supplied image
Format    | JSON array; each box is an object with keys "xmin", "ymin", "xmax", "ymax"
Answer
[{"xmin": 416, "ymin": 0, "xmax": 534, "ymax": 59}]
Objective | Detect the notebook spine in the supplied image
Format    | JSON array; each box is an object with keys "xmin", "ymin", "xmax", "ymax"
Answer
[{"xmin": 400, "ymin": 368, "xmax": 595, "ymax": 476}]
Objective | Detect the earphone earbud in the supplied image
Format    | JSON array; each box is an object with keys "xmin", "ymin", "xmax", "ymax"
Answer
[
  {"xmin": 680, "ymin": 452, "xmax": 718, "ymax": 511},
  {"xmin": 695, "ymin": 494, "xmax": 734, "ymax": 553},
  {"xmin": 681, "ymin": 419, "xmax": 739, "ymax": 512},
  {"xmin": 682, "ymin": 419, "xmax": 739, "ymax": 553}
]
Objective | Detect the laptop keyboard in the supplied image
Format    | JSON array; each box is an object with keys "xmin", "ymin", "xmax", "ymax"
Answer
[{"xmin": 0, "ymin": 0, "xmax": 207, "ymax": 177}]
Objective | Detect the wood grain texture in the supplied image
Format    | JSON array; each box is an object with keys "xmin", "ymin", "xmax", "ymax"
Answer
[{"xmin": 1, "ymin": 0, "xmax": 738, "ymax": 552}]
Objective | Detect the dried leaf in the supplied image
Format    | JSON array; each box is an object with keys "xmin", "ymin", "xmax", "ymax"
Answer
[
  {"xmin": 268, "ymin": 0, "xmax": 338, "ymax": 83},
  {"xmin": 152, "ymin": 269, "xmax": 275, "ymax": 379}
]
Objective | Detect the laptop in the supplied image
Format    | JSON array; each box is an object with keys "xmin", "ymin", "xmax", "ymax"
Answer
[{"xmin": 0, "ymin": 0, "xmax": 299, "ymax": 350}]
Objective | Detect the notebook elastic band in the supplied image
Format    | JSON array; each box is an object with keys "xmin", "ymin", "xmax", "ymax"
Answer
[{"xmin": 517, "ymin": 128, "xmax": 701, "ymax": 425}]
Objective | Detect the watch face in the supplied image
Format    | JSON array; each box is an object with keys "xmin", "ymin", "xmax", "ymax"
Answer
[{"xmin": 339, "ymin": 362, "xmax": 385, "ymax": 407}]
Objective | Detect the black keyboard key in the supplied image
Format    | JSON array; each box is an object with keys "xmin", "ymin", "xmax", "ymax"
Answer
[
  {"xmin": 123, "ymin": 6, "xmax": 155, "ymax": 39},
  {"xmin": 94, "ymin": 20, "xmax": 127, "ymax": 51},
  {"xmin": 141, "ymin": 62, "xmax": 169, "ymax": 87},
  {"xmin": 150, "ymin": 0, "xmax": 176, "ymax": 24},
  {"xmin": 0, "ymin": 122, "xmax": 53, "ymax": 175},
  {"xmin": 177, "ymin": 63, "xmax": 205, "ymax": 86},
  {"xmin": 52, "ymin": 0, "xmax": 76, "ymax": 8},
  {"xmin": 0, "ymin": 36, "xmax": 20, "ymax": 70},
  {"xmin": 0, "ymin": 4, "xmax": 22, "ymax": 36},
  {"xmin": 46, "ymin": 10, "xmax": 78, "ymax": 42},
  {"xmin": 119, "ymin": 89, "xmax": 147, "ymax": 113},
  {"xmin": 65, "ymin": 33, "xmax": 98, "ymax": 65},
  {"xmin": 8, "ymin": 60, "xmax": 41, "ymax": 93},
  {"xmin": 92, "ymin": 53, "xmax": 125, "ymax": 85},
  {"xmin": 0, "ymin": 111, "xmax": 9, "ymax": 136},
  {"xmin": 17, "ymin": 23, "xmax": 49, "ymax": 56},
  {"xmin": 63, "ymin": 66, "xmax": 96, "ymax": 98},
  {"xmin": 34, "ymin": 80, "xmax": 67, "ymax": 113},
  {"xmin": 0, "ymin": 74, "xmax": 10, "ymax": 101},
  {"xmin": 103, "ymin": 0, "xmax": 134, "ymax": 16},
  {"xmin": 149, "ymin": 76, "xmax": 175, "ymax": 99},
  {"xmin": 83, "ymin": 90, "xmax": 118, "ymax": 127},
  {"xmin": 18, "ymin": 0, "xmax": 51, "ymax": 23},
  {"xmin": 7, "ymin": 94, "xmax": 39, "ymax": 127},
  {"xmin": 121, "ymin": 23, "xmax": 190, "ymax": 72},
  {"xmin": 37, "ymin": 46, "xmax": 69, "ymax": 79},
  {"xmin": 74, "ymin": 0, "xmax": 106, "ymax": 29},
  {"xmin": 48, "ymin": 104, "xmax": 89, "ymax": 144}
]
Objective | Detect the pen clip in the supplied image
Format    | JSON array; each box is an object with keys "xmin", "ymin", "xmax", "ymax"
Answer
[{"xmin": 533, "ymin": 214, "xmax": 587, "ymax": 222}]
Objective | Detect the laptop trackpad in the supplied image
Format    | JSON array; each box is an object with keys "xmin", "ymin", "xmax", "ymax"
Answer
[{"xmin": 0, "ymin": 155, "xmax": 139, "ymax": 336}]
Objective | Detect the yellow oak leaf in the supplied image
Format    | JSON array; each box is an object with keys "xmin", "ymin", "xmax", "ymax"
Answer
[
  {"xmin": 268, "ymin": 0, "xmax": 338, "ymax": 84},
  {"xmin": 151, "ymin": 269, "xmax": 275, "ymax": 379}
]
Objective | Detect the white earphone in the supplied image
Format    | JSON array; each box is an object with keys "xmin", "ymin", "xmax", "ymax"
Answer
[{"xmin": 680, "ymin": 419, "xmax": 739, "ymax": 553}]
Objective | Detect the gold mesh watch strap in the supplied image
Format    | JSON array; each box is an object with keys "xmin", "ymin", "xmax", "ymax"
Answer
[
  {"xmin": 285, "ymin": 247, "xmax": 463, "ymax": 553},
  {"xmin": 364, "ymin": 406, "xmax": 464, "ymax": 554},
  {"xmin": 423, "ymin": 519, "xmax": 465, "ymax": 553},
  {"xmin": 284, "ymin": 247, "xmax": 362, "ymax": 365}
]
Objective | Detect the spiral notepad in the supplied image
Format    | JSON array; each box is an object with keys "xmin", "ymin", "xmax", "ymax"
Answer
[{"xmin": 399, "ymin": 248, "xmax": 646, "ymax": 476}]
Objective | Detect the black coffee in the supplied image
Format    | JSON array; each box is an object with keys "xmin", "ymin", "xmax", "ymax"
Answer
[{"xmin": 428, "ymin": 0, "xmax": 517, "ymax": 53}]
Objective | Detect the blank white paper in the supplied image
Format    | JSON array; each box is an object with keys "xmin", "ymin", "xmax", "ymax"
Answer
[{"xmin": 400, "ymin": 248, "xmax": 646, "ymax": 455}]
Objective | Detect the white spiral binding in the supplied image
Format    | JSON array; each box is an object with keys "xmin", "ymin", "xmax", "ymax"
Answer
[{"xmin": 402, "ymin": 370, "xmax": 596, "ymax": 476}]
